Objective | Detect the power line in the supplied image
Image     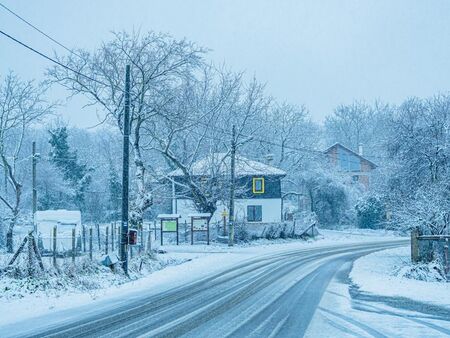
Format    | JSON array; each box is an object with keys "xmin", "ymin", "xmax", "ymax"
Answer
[
  {"xmin": 0, "ymin": 29, "xmax": 390, "ymax": 164},
  {"xmin": 0, "ymin": 2, "xmax": 83, "ymax": 59},
  {"xmin": 0, "ymin": 29, "xmax": 111, "ymax": 88}
]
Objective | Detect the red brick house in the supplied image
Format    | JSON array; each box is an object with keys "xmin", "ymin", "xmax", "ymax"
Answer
[{"xmin": 324, "ymin": 143, "xmax": 377, "ymax": 189}]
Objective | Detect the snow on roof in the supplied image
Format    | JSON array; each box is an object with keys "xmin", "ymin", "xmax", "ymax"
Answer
[
  {"xmin": 35, "ymin": 209, "xmax": 81, "ymax": 225},
  {"xmin": 188, "ymin": 213, "xmax": 212, "ymax": 218},
  {"xmin": 157, "ymin": 214, "xmax": 181, "ymax": 219},
  {"xmin": 168, "ymin": 153, "xmax": 286, "ymax": 177}
]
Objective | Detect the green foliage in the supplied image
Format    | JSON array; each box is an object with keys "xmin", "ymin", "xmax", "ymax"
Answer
[
  {"xmin": 108, "ymin": 166, "xmax": 122, "ymax": 221},
  {"xmin": 48, "ymin": 127, "xmax": 92, "ymax": 209},
  {"xmin": 355, "ymin": 195, "xmax": 385, "ymax": 229}
]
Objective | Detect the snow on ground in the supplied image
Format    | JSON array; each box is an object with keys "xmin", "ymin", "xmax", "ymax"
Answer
[
  {"xmin": 307, "ymin": 261, "xmax": 450, "ymax": 338},
  {"xmin": 0, "ymin": 228, "xmax": 404, "ymax": 327},
  {"xmin": 350, "ymin": 246, "xmax": 450, "ymax": 310}
]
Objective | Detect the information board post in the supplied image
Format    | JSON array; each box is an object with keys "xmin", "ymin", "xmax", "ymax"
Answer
[
  {"xmin": 157, "ymin": 214, "xmax": 180, "ymax": 246},
  {"xmin": 189, "ymin": 213, "xmax": 211, "ymax": 246}
]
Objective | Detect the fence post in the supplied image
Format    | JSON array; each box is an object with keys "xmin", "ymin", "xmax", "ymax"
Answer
[
  {"xmin": 89, "ymin": 227, "xmax": 93, "ymax": 260},
  {"xmin": 28, "ymin": 232, "xmax": 34, "ymax": 276},
  {"xmin": 72, "ymin": 228, "xmax": 76, "ymax": 264},
  {"xmin": 82, "ymin": 224, "xmax": 86, "ymax": 252},
  {"xmin": 96, "ymin": 223, "xmax": 101, "ymax": 250},
  {"xmin": 444, "ymin": 238, "xmax": 449, "ymax": 275},
  {"xmin": 146, "ymin": 227, "xmax": 152, "ymax": 254},
  {"xmin": 31, "ymin": 234, "xmax": 44, "ymax": 271},
  {"xmin": 139, "ymin": 227, "xmax": 143, "ymax": 254},
  {"xmin": 105, "ymin": 226, "xmax": 109, "ymax": 255},
  {"xmin": 117, "ymin": 224, "xmax": 120, "ymax": 250},
  {"xmin": 53, "ymin": 225, "xmax": 57, "ymax": 268},
  {"xmin": 111, "ymin": 223, "xmax": 115, "ymax": 252},
  {"xmin": 411, "ymin": 227, "xmax": 419, "ymax": 263}
]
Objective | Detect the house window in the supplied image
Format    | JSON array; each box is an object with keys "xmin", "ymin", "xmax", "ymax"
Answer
[
  {"xmin": 338, "ymin": 149, "xmax": 361, "ymax": 172},
  {"xmin": 247, "ymin": 205, "xmax": 262, "ymax": 222},
  {"xmin": 252, "ymin": 177, "xmax": 264, "ymax": 194}
]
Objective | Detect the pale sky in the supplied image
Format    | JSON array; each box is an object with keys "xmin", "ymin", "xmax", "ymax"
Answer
[{"xmin": 1, "ymin": 0, "xmax": 450, "ymax": 127}]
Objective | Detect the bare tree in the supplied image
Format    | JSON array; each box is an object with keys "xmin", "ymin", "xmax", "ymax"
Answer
[
  {"xmin": 143, "ymin": 67, "xmax": 270, "ymax": 215},
  {"xmin": 0, "ymin": 72, "xmax": 53, "ymax": 252},
  {"xmin": 47, "ymin": 30, "xmax": 205, "ymax": 228}
]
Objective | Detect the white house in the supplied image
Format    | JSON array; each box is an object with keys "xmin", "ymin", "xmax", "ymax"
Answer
[{"xmin": 168, "ymin": 153, "xmax": 286, "ymax": 225}]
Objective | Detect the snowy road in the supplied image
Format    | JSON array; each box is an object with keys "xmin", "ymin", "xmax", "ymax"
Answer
[{"xmin": 6, "ymin": 239, "xmax": 446, "ymax": 338}]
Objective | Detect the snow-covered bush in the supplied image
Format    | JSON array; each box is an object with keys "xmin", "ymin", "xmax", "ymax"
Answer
[
  {"xmin": 234, "ymin": 221, "xmax": 250, "ymax": 242},
  {"xmin": 355, "ymin": 195, "xmax": 385, "ymax": 229},
  {"xmin": 395, "ymin": 258, "xmax": 447, "ymax": 282},
  {"xmin": 313, "ymin": 179, "xmax": 350, "ymax": 226}
]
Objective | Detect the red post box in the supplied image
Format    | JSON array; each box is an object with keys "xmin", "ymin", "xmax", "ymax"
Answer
[{"xmin": 128, "ymin": 229, "xmax": 138, "ymax": 245}]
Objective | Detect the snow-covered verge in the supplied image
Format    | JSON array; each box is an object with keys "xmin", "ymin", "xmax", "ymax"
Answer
[
  {"xmin": 0, "ymin": 253, "xmax": 187, "ymax": 301},
  {"xmin": 0, "ymin": 229, "xmax": 405, "ymax": 327},
  {"xmin": 350, "ymin": 246, "xmax": 450, "ymax": 309}
]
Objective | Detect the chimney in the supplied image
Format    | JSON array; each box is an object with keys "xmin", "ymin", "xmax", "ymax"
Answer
[
  {"xmin": 264, "ymin": 153, "xmax": 274, "ymax": 165},
  {"xmin": 358, "ymin": 144, "xmax": 363, "ymax": 156}
]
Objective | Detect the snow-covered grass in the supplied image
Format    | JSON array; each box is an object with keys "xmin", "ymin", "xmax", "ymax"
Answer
[
  {"xmin": 350, "ymin": 246, "xmax": 450, "ymax": 309},
  {"xmin": 0, "ymin": 228, "xmax": 405, "ymax": 328},
  {"xmin": 0, "ymin": 252, "xmax": 187, "ymax": 301}
]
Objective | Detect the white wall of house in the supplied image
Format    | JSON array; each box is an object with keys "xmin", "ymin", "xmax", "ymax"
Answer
[{"xmin": 175, "ymin": 198, "xmax": 282, "ymax": 224}]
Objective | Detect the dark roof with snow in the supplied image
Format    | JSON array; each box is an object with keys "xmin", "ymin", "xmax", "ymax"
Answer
[
  {"xmin": 168, "ymin": 152, "xmax": 286, "ymax": 177},
  {"xmin": 324, "ymin": 143, "xmax": 377, "ymax": 169}
]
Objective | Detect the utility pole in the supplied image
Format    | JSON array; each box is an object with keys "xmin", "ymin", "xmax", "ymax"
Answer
[
  {"xmin": 228, "ymin": 125, "xmax": 236, "ymax": 246},
  {"xmin": 120, "ymin": 65, "xmax": 131, "ymax": 274},
  {"xmin": 32, "ymin": 141, "xmax": 37, "ymax": 232}
]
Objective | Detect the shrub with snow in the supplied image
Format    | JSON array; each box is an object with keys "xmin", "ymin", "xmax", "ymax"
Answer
[
  {"xmin": 355, "ymin": 195, "xmax": 386, "ymax": 229},
  {"xmin": 394, "ymin": 259, "xmax": 447, "ymax": 282}
]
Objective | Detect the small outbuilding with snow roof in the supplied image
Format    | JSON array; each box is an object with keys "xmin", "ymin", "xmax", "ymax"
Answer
[{"xmin": 168, "ymin": 153, "xmax": 286, "ymax": 226}]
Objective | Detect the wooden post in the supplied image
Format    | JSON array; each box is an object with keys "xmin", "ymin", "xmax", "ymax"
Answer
[
  {"xmin": 31, "ymin": 235, "xmax": 44, "ymax": 271},
  {"xmin": 117, "ymin": 223, "xmax": 120, "ymax": 250},
  {"xmin": 411, "ymin": 227, "xmax": 419, "ymax": 263},
  {"xmin": 146, "ymin": 227, "xmax": 152, "ymax": 254},
  {"xmin": 8, "ymin": 236, "xmax": 28, "ymax": 266},
  {"xmin": 160, "ymin": 219, "xmax": 163, "ymax": 246},
  {"xmin": 89, "ymin": 227, "xmax": 93, "ymax": 260},
  {"xmin": 184, "ymin": 220, "xmax": 187, "ymax": 243},
  {"xmin": 32, "ymin": 141, "xmax": 37, "ymax": 232},
  {"xmin": 176, "ymin": 219, "xmax": 179, "ymax": 245},
  {"xmin": 96, "ymin": 223, "xmax": 101, "ymax": 250},
  {"xmin": 191, "ymin": 217, "xmax": 194, "ymax": 245},
  {"xmin": 28, "ymin": 232, "xmax": 34, "ymax": 276},
  {"xmin": 207, "ymin": 218, "xmax": 210, "ymax": 245},
  {"xmin": 52, "ymin": 226, "xmax": 57, "ymax": 268},
  {"xmin": 139, "ymin": 227, "xmax": 143, "ymax": 254},
  {"xmin": 444, "ymin": 239, "xmax": 449, "ymax": 275},
  {"xmin": 222, "ymin": 215, "xmax": 227, "ymax": 236},
  {"xmin": 228, "ymin": 125, "xmax": 236, "ymax": 247},
  {"xmin": 105, "ymin": 226, "xmax": 109, "ymax": 255},
  {"xmin": 111, "ymin": 223, "xmax": 115, "ymax": 252},
  {"xmin": 154, "ymin": 220, "xmax": 157, "ymax": 240},
  {"xmin": 82, "ymin": 224, "xmax": 86, "ymax": 252},
  {"xmin": 72, "ymin": 228, "xmax": 76, "ymax": 264}
]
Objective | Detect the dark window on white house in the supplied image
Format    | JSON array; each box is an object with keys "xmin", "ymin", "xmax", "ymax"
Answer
[{"xmin": 247, "ymin": 205, "xmax": 262, "ymax": 222}]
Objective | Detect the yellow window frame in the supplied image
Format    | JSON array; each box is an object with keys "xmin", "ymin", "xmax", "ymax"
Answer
[{"xmin": 252, "ymin": 177, "xmax": 265, "ymax": 194}]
